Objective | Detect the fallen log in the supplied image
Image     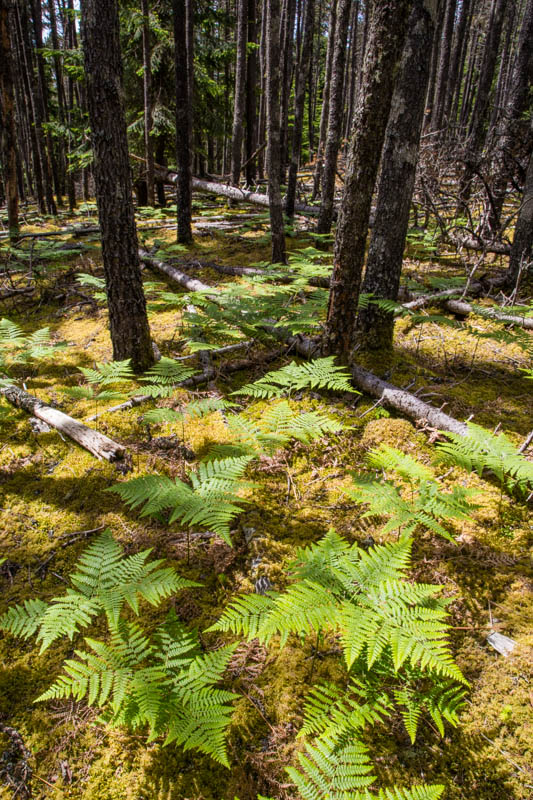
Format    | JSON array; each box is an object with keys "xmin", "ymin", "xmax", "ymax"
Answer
[
  {"xmin": 443, "ymin": 299, "xmax": 533, "ymax": 330},
  {"xmin": 1, "ymin": 384, "xmax": 127, "ymax": 461},
  {"xmin": 140, "ymin": 249, "xmax": 214, "ymax": 294},
  {"xmin": 447, "ymin": 230, "xmax": 511, "ymax": 256}
]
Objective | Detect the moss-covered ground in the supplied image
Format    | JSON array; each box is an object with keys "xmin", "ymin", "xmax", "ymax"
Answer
[{"xmin": 0, "ymin": 200, "xmax": 532, "ymax": 799}]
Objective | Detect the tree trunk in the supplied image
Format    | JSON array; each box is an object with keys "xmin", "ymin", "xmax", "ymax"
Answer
[
  {"xmin": 173, "ymin": 0, "xmax": 193, "ymax": 243},
  {"xmin": 429, "ymin": 0, "xmax": 456, "ymax": 133},
  {"xmin": 0, "ymin": 0, "xmax": 19, "ymax": 240},
  {"xmin": 266, "ymin": 0, "xmax": 286, "ymax": 263},
  {"xmin": 445, "ymin": 0, "xmax": 473, "ymax": 130},
  {"xmin": 80, "ymin": 0, "xmax": 154, "ymax": 372},
  {"xmin": 286, "ymin": 0, "xmax": 315, "ymax": 216},
  {"xmin": 245, "ymin": 0, "xmax": 258, "ymax": 185},
  {"xmin": 458, "ymin": 0, "xmax": 507, "ymax": 209},
  {"xmin": 312, "ymin": 0, "xmax": 337, "ymax": 200},
  {"xmin": 484, "ymin": 0, "xmax": 533, "ymax": 234},
  {"xmin": 316, "ymin": 0, "xmax": 351, "ymax": 234},
  {"xmin": 356, "ymin": 0, "xmax": 438, "ymax": 350},
  {"xmin": 279, "ymin": 0, "xmax": 296, "ymax": 182},
  {"xmin": 231, "ymin": 0, "xmax": 248, "ymax": 189},
  {"xmin": 141, "ymin": 0, "xmax": 155, "ymax": 206},
  {"xmin": 323, "ymin": 0, "xmax": 412, "ymax": 360},
  {"xmin": 507, "ymin": 126, "xmax": 533, "ymax": 286}
]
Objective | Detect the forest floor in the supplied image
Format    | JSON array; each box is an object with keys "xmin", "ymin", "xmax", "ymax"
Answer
[{"xmin": 0, "ymin": 198, "xmax": 532, "ymax": 800}]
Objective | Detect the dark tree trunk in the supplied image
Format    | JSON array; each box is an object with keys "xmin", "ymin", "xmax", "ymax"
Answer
[
  {"xmin": 323, "ymin": 0, "xmax": 412, "ymax": 360},
  {"xmin": 47, "ymin": 0, "xmax": 68, "ymax": 200},
  {"xmin": 279, "ymin": 0, "xmax": 296, "ymax": 182},
  {"xmin": 173, "ymin": 0, "xmax": 193, "ymax": 243},
  {"xmin": 31, "ymin": 0, "xmax": 62, "ymax": 208},
  {"xmin": 316, "ymin": 0, "xmax": 351, "ymax": 233},
  {"xmin": 257, "ymin": 3, "xmax": 267, "ymax": 179},
  {"xmin": 286, "ymin": 0, "xmax": 314, "ymax": 216},
  {"xmin": 458, "ymin": 0, "xmax": 507, "ymax": 208},
  {"xmin": 266, "ymin": 0, "xmax": 286, "ymax": 263},
  {"xmin": 245, "ymin": 0, "xmax": 258, "ymax": 184},
  {"xmin": 507, "ymin": 124, "xmax": 533, "ymax": 286},
  {"xmin": 0, "ymin": 0, "xmax": 19, "ymax": 240},
  {"xmin": 485, "ymin": 0, "xmax": 533, "ymax": 234},
  {"xmin": 458, "ymin": 24, "xmax": 480, "ymax": 131},
  {"xmin": 312, "ymin": 0, "xmax": 337, "ymax": 200},
  {"xmin": 13, "ymin": 3, "xmax": 46, "ymax": 213},
  {"xmin": 141, "ymin": 0, "xmax": 155, "ymax": 206},
  {"xmin": 430, "ymin": 0, "xmax": 456, "ymax": 133},
  {"xmin": 356, "ymin": 0, "xmax": 438, "ymax": 350},
  {"xmin": 445, "ymin": 0, "xmax": 473, "ymax": 129},
  {"xmin": 231, "ymin": 0, "xmax": 248, "ymax": 188},
  {"xmin": 80, "ymin": 0, "xmax": 154, "ymax": 372},
  {"xmin": 343, "ymin": 0, "xmax": 360, "ymax": 147}
]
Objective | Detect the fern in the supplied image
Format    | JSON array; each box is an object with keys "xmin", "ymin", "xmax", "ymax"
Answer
[
  {"xmin": 346, "ymin": 445, "xmax": 479, "ymax": 542},
  {"xmin": 286, "ymin": 735, "xmax": 444, "ymax": 800},
  {"xmin": 108, "ymin": 456, "xmax": 254, "ymax": 546},
  {"xmin": 436, "ymin": 422, "xmax": 533, "ymax": 493},
  {"xmin": 0, "ymin": 530, "xmax": 196, "ymax": 651},
  {"xmin": 143, "ymin": 396, "xmax": 235, "ymax": 425},
  {"xmin": 1, "ymin": 533, "xmax": 235, "ymax": 766},
  {"xmin": 79, "ymin": 359, "xmax": 134, "ymax": 386},
  {"xmin": 211, "ymin": 530, "xmax": 465, "ymax": 683},
  {"xmin": 138, "ymin": 357, "xmax": 198, "ymax": 398},
  {"xmin": 233, "ymin": 357, "xmax": 356, "ymax": 398}
]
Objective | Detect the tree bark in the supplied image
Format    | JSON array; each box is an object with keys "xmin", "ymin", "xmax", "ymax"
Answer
[
  {"xmin": 231, "ymin": 0, "xmax": 248, "ymax": 189},
  {"xmin": 484, "ymin": 0, "xmax": 533, "ymax": 234},
  {"xmin": 429, "ymin": 0, "xmax": 456, "ymax": 133},
  {"xmin": 245, "ymin": 0, "xmax": 258, "ymax": 185},
  {"xmin": 286, "ymin": 0, "xmax": 315, "ymax": 216},
  {"xmin": 315, "ymin": 0, "xmax": 351, "ymax": 234},
  {"xmin": 323, "ymin": 0, "xmax": 413, "ymax": 360},
  {"xmin": 80, "ymin": 0, "xmax": 154, "ymax": 372},
  {"xmin": 266, "ymin": 0, "xmax": 286, "ymax": 263},
  {"xmin": 0, "ymin": 0, "xmax": 19, "ymax": 241},
  {"xmin": 141, "ymin": 0, "xmax": 155, "ymax": 206},
  {"xmin": 356, "ymin": 0, "xmax": 438, "ymax": 350},
  {"xmin": 312, "ymin": 0, "xmax": 337, "ymax": 200},
  {"xmin": 507, "ymin": 129, "xmax": 533, "ymax": 286},
  {"xmin": 1, "ymin": 385, "xmax": 128, "ymax": 462},
  {"xmin": 173, "ymin": 0, "xmax": 193, "ymax": 243}
]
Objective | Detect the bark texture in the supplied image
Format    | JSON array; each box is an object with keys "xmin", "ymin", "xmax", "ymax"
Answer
[
  {"xmin": 507, "ymin": 134, "xmax": 533, "ymax": 285},
  {"xmin": 356, "ymin": 0, "xmax": 438, "ymax": 350},
  {"xmin": 265, "ymin": 0, "xmax": 286, "ymax": 263},
  {"xmin": 80, "ymin": 0, "xmax": 154, "ymax": 372},
  {"xmin": 0, "ymin": 0, "xmax": 19, "ymax": 240},
  {"xmin": 230, "ymin": 0, "xmax": 248, "ymax": 188},
  {"xmin": 2, "ymin": 385, "xmax": 127, "ymax": 462},
  {"xmin": 316, "ymin": 0, "xmax": 351, "ymax": 234},
  {"xmin": 173, "ymin": 0, "xmax": 193, "ymax": 243},
  {"xmin": 324, "ymin": 0, "xmax": 413, "ymax": 359}
]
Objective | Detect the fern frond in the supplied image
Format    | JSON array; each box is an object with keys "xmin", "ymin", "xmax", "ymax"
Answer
[
  {"xmin": 286, "ymin": 736, "xmax": 376, "ymax": 799},
  {"xmin": 79, "ymin": 359, "xmax": 133, "ymax": 386},
  {"xmin": 233, "ymin": 357, "xmax": 356, "ymax": 398},
  {"xmin": 0, "ymin": 598, "xmax": 48, "ymax": 639},
  {"xmin": 436, "ymin": 422, "xmax": 533, "ymax": 491}
]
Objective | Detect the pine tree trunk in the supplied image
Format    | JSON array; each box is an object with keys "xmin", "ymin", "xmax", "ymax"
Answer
[
  {"xmin": 245, "ymin": 0, "xmax": 258, "ymax": 185},
  {"xmin": 0, "ymin": 0, "xmax": 19, "ymax": 240},
  {"xmin": 141, "ymin": 0, "xmax": 155, "ymax": 206},
  {"xmin": 316, "ymin": 0, "xmax": 351, "ymax": 234},
  {"xmin": 286, "ymin": 0, "xmax": 314, "ymax": 216},
  {"xmin": 430, "ymin": 0, "xmax": 456, "ymax": 133},
  {"xmin": 444, "ymin": 0, "xmax": 473, "ymax": 130},
  {"xmin": 279, "ymin": 0, "xmax": 296, "ymax": 182},
  {"xmin": 80, "ymin": 0, "xmax": 154, "ymax": 372},
  {"xmin": 173, "ymin": 0, "xmax": 193, "ymax": 243},
  {"xmin": 312, "ymin": 0, "xmax": 337, "ymax": 200},
  {"xmin": 266, "ymin": 0, "xmax": 286, "ymax": 263},
  {"xmin": 231, "ymin": 0, "xmax": 248, "ymax": 188},
  {"xmin": 507, "ymin": 124, "xmax": 533, "ymax": 286},
  {"xmin": 323, "ymin": 0, "xmax": 412, "ymax": 360},
  {"xmin": 356, "ymin": 0, "xmax": 438, "ymax": 350},
  {"xmin": 458, "ymin": 0, "xmax": 508, "ymax": 209},
  {"xmin": 484, "ymin": 0, "xmax": 533, "ymax": 234}
]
